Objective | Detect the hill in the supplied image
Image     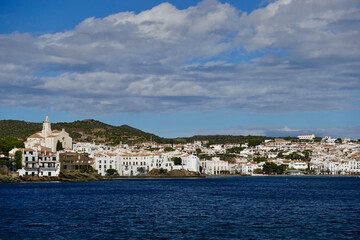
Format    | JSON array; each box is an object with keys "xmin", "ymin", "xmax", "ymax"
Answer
[
  {"xmin": 0, "ymin": 119, "xmax": 281, "ymax": 145},
  {"xmin": 0, "ymin": 119, "xmax": 166, "ymax": 144}
]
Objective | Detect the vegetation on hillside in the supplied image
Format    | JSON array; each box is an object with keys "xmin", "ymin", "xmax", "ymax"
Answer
[
  {"xmin": 0, "ymin": 137, "xmax": 25, "ymax": 156},
  {"xmin": 0, "ymin": 119, "xmax": 301, "ymax": 146},
  {"xmin": 0, "ymin": 119, "xmax": 165, "ymax": 144}
]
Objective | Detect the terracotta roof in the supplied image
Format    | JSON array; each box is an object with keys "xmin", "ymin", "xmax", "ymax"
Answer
[{"xmin": 28, "ymin": 133, "xmax": 43, "ymax": 138}]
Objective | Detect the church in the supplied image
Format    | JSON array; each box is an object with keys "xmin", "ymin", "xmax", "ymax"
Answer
[{"xmin": 25, "ymin": 116, "xmax": 72, "ymax": 152}]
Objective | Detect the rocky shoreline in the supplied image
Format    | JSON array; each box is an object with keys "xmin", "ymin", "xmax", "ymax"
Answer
[
  {"xmin": 1, "ymin": 172, "xmax": 358, "ymax": 183},
  {"xmin": 0, "ymin": 172, "xmax": 106, "ymax": 183},
  {"xmin": 0, "ymin": 169, "xmax": 204, "ymax": 183}
]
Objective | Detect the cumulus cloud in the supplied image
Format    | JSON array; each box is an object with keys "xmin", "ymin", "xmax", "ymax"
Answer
[{"xmin": 0, "ymin": 0, "xmax": 359, "ymax": 115}]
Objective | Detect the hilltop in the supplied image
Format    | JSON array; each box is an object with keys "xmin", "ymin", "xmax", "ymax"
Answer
[
  {"xmin": 0, "ymin": 119, "xmax": 276, "ymax": 145},
  {"xmin": 0, "ymin": 119, "xmax": 165, "ymax": 144}
]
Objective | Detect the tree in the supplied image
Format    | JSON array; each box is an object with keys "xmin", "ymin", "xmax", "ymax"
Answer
[
  {"xmin": 302, "ymin": 150, "xmax": 312, "ymax": 161},
  {"xmin": 164, "ymin": 147, "xmax": 174, "ymax": 152},
  {"xmin": 275, "ymin": 164, "xmax": 287, "ymax": 174},
  {"xmin": 253, "ymin": 168, "xmax": 263, "ymax": 173},
  {"xmin": 56, "ymin": 140, "xmax": 64, "ymax": 151},
  {"xmin": 196, "ymin": 148, "xmax": 201, "ymax": 155},
  {"xmin": 14, "ymin": 150, "xmax": 22, "ymax": 169},
  {"xmin": 106, "ymin": 168, "xmax": 118, "ymax": 176},
  {"xmin": 262, "ymin": 162, "xmax": 287, "ymax": 174},
  {"xmin": 285, "ymin": 152, "xmax": 303, "ymax": 160},
  {"xmin": 248, "ymin": 139, "xmax": 262, "ymax": 147},
  {"xmin": 336, "ymin": 138, "xmax": 342, "ymax": 144},
  {"xmin": 80, "ymin": 165, "xmax": 95, "ymax": 173},
  {"xmin": 137, "ymin": 167, "xmax": 146, "ymax": 174},
  {"xmin": 226, "ymin": 147, "xmax": 245, "ymax": 154},
  {"xmin": 253, "ymin": 157, "xmax": 267, "ymax": 163},
  {"xmin": 171, "ymin": 157, "xmax": 182, "ymax": 165},
  {"xmin": 0, "ymin": 137, "xmax": 24, "ymax": 156}
]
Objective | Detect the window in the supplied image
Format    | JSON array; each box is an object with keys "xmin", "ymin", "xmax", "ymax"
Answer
[{"xmin": 48, "ymin": 172, "xmax": 51, "ymax": 176}]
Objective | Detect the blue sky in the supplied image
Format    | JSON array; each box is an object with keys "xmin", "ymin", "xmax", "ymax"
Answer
[{"xmin": 0, "ymin": 0, "xmax": 359, "ymax": 139}]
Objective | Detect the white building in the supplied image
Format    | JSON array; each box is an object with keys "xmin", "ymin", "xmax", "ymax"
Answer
[
  {"xmin": 239, "ymin": 162, "xmax": 258, "ymax": 175},
  {"xmin": 94, "ymin": 153, "xmax": 118, "ymax": 176},
  {"xmin": 94, "ymin": 152, "xmax": 176, "ymax": 176},
  {"xmin": 289, "ymin": 161, "xmax": 308, "ymax": 170},
  {"xmin": 15, "ymin": 148, "xmax": 60, "ymax": 177},
  {"xmin": 298, "ymin": 134, "xmax": 315, "ymax": 141},
  {"xmin": 25, "ymin": 116, "xmax": 72, "ymax": 152},
  {"xmin": 200, "ymin": 157, "xmax": 229, "ymax": 175},
  {"xmin": 119, "ymin": 154, "xmax": 154, "ymax": 177},
  {"xmin": 181, "ymin": 154, "xmax": 200, "ymax": 173}
]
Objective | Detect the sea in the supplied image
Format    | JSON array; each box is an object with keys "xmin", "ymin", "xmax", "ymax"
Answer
[{"xmin": 0, "ymin": 177, "xmax": 359, "ymax": 240}]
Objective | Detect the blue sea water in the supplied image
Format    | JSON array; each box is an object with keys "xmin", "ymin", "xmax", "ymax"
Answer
[{"xmin": 0, "ymin": 177, "xmax": 359, "ymax": 240}]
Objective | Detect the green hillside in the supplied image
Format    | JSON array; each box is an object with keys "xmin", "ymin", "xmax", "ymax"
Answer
[
  {"xmin": 0, "ymin": 119, "xmax": 280, "ymax": 145},
  {"xmin": 0, "ymin": 119, "xmax": 165, "ymax": 144}
]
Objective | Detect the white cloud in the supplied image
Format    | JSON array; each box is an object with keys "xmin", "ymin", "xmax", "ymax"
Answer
[{"xmin": 0, "ymin": 0, "xmax": 359, "ymax": 116}]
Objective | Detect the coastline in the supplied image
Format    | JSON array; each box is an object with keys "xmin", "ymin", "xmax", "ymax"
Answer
[
  {"xmin": 1, "ymin": 173, "xmax": 358, "ymax": 184},
  {"xmin": 0, "ymin": 172, "xmax": 107, "ymax": 184}
]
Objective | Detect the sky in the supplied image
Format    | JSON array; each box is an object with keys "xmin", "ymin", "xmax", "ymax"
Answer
[{"xmin": 0, "ymin": 0, "xmax": 359, "ymax": 139}]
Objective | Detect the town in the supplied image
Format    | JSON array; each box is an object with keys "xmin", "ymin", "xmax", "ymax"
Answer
[{"xmin": 1, "ymin": 116, "xmax": 360, "ymax": 179}]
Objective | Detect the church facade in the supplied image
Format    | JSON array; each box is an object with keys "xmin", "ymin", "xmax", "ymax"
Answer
[{"xmin": 25, "ymin": 116, "xmax": 72, "ymax": 152}]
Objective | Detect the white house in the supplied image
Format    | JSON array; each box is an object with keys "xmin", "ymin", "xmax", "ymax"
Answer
[
  {"xmin": 289, "ymin": 161, "xmax": 308, "ymax": 170},
  {"xmin": 15, "ymin": 148, "xmax": 60, "ymax": 177},
  {"xmin": 200, "ymin": 157, "xmax": 229, "ymax": 175},
  {"xmin": 94, "ymin": 153, "xmax": 118, "ymax": 176},
  {"xmin": 181, "ymin": 154, "xmax": 200, "ymax": 173}
]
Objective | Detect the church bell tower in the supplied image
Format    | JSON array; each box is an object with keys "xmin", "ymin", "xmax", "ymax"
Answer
[{"xmin": 42, "ymin": 116, "xmax": 52, "ymax": 137}]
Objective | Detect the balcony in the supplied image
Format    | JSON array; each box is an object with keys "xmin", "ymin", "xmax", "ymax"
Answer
[
  {"xmin": 40, "ymin": 167, "xmax": 58, "ymax": 171},
  {"xmin": 24, "ymin": 166, "xmax": 39, "ymax": 169}
]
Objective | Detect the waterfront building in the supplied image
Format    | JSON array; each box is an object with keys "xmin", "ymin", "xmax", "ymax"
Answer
[
  {"xmin": 59, "ymin": 152, "xmax": 94, "ymax": 172},
  {"xmin": 179, "ymin": 154, "xmax": 200, "ymax": 173},
  {"xmin": 239, "ymin": 162, "xmax": 258, "ymax": 175},
  {"xmin": 94, "ymin": 153, "xmax": 119, "ymax": 176},
  {"xmin": 14, "ymin": 148, "xmax": 60, "ymax": 177},
  {"xmin": 200, "ymin": 157, "xmax": 229, "ymax": 175},
  {"xmin": 288, "ymin": 161, "xmax": 308, "ymax": 170}
]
